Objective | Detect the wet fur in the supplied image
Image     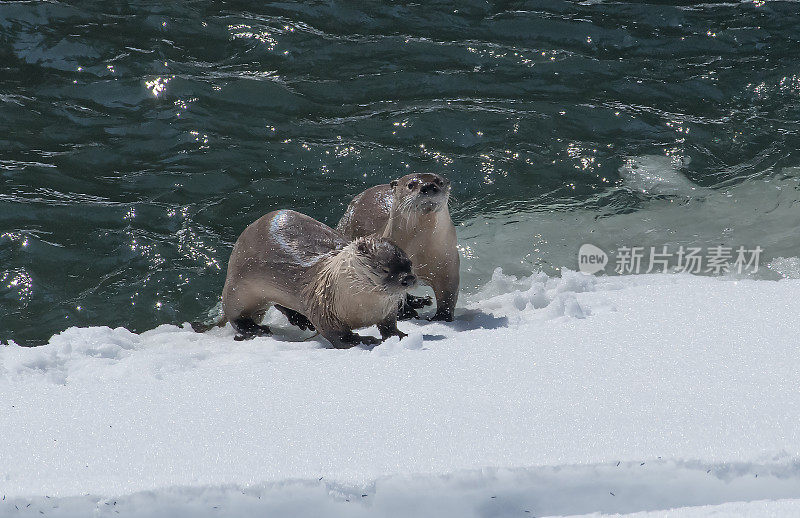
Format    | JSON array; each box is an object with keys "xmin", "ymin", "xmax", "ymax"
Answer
[
  {"xmin": 220, "ymin": 210, "xmax": 410, "ymax": 346},
  {"xmin": 337, "ymin": 173, "xmax": 460, "ymax": 321},
  {"xmin": 303, "ymin": 242, "xmax": 403, "ymax": 334}
]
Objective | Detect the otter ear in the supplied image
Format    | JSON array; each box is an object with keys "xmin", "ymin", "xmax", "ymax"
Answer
[
  {"xmin": 356, "ymin": 240, "xmax": 370, "ymax": 255},
  {"xmin": 390, "ymin": 179, "xmax": 398, "ymax": 189}
]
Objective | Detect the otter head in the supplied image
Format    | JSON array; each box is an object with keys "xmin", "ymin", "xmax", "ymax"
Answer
[
  {"xmin": 350, "ymin": 237, "xmax": 417, "ymax": 294},
  {"xmin": 389, "ymin": 173, "xmax": 451, "ymax": 215}
]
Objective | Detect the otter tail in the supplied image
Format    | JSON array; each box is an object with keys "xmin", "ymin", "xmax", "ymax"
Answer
[{"xmin": 190, "ymin": 317, "xmax": 227, "ymax": 333}]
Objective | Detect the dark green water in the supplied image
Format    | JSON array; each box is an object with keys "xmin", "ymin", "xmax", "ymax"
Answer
[{"xmin": 2, "ymin": 1, "xmax": 800, "ymax": 345}]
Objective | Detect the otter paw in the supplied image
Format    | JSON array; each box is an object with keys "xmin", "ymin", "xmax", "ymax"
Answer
[
  {"xmin": 276, "ymin": 305, "xmax": 315, "ymax": 331},
  {"xmin": 232, "ymin": 319, "xmax": 272, "ymax": 341},
  {"xmin": 380, "ymin": 328, "xmax": 408, "ymax": 341},
  {"xmin": 398, "ymin": 303, "xmax": 420, "ymax": 320},
  {"xmin": 338, "ymin": 332, "xmax": 380, "ymax": 347},
  {"xmin": 287, "ymin": 313, "xmax": 314, "ymax": 331},
  {"xmin": 406, "ymin": 294, "xmax": 433, "ymax": 309},
  {"xmin": 357, "ymin": 335, "xmax": 382, "ymax": 346}
]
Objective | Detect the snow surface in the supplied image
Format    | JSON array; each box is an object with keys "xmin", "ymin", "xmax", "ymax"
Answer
[{"xmin": 2, "ymin": 270, "xmax": 800, "ymax": 517}]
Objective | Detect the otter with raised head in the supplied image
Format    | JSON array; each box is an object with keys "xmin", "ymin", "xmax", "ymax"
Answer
[
  {"xmin": 337, "ymin": 173, "xmax": 459, "ymax": 321},
  {"xmin": 218, "ymin": 209, "xmax": 416, "ymax": 347}
]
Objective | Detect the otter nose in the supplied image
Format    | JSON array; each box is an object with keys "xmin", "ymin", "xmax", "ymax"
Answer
[
  {"xmin": 400, "ymin": 274, "xmax": 417, "ymax": 287},
  {"xmin": 420, "ymin": 182, "xmax": 439, "ymax": 195}
]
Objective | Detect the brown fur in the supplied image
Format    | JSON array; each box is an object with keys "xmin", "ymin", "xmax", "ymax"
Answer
[
  {"xmin": 222, "ymin": 210, "xmax": 415, "ymax": 346},
  {"xmin": 337, "ymin": 173, "xmax": 459, "ymax": 321}
]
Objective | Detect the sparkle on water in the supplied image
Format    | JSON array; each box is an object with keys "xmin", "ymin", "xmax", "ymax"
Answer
[{"xmin": 1, "ymin": 1, "xmax": 799, "ymax": 345}]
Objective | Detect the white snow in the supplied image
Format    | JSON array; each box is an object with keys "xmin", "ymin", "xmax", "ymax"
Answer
[{"xmin": 2, "ymin": 269, "xmax": 800, "ymax": 517}]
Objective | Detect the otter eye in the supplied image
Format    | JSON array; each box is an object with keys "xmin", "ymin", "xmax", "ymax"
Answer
[
  {"xmin": 407, "ymin": 180, "xmax": 418, "ymax": 190},
  {"xmin": 435, "ymin": 178, "xmax": 443, "ymax": 186}
]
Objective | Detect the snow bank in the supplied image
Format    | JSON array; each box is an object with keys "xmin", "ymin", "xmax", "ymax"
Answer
[
  {"xmin": 2, "ymin": 473, "xmax": 800, "ymax": 518},
  {"xmin": 2, "ymin": 270, "xmax": 800, "ymax": 517}
]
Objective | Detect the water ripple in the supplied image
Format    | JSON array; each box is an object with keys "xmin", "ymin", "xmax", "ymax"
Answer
[{"xmin": 1, "ymin": 1, "xmax": 799, "ymax": 344}]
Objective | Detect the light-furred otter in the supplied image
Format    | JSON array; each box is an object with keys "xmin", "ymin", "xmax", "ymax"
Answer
[
  {"xmin": 337, "ymin": 173, "xmax": 459, "ymax": 321},
  {"xmin": 214, "ymin": 209, "xmax": 416, "ymax": 347}
]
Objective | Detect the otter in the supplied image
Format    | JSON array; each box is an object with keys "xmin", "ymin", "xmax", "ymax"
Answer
[
  {"xmin": 214, "ymin": 209, "xmax": 416, "ymax": 347},
  {"xmin": 337, "ymin": 173, "xmax": 459, "ymax": 321}
]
